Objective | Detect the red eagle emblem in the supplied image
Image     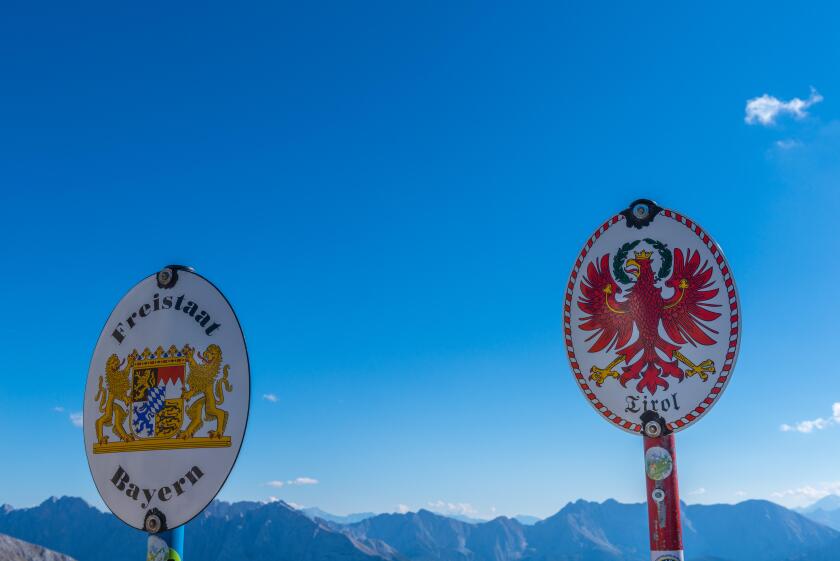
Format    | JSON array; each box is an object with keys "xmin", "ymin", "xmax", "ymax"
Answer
[{"xmin": 577, "ymin": 239, "xmax": 721, "ymax": 395}]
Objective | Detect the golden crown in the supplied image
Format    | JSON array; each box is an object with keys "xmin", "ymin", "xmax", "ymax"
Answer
[{"xmin": 634, "ymin": 249, "xmax": 653, "ymax": 260}]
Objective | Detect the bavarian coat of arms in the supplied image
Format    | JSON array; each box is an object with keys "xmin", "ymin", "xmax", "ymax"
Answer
[{"xmin": 92, "ymin": 343, "xmax": 233, "ymax": 453}]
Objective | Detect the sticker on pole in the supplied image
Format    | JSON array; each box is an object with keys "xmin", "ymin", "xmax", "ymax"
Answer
[
  {"xmin": 645, "ymin": 447, "xmax": 674, "ymax": 481},
  {"xmin": 565, "ymin": 200, "xmax": 740, "ymax": 434},
  {"xmin": 83, "ymin": 267, "xmax": 249, "ymax": 530}
]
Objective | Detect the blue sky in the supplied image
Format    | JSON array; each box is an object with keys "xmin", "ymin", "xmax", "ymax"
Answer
[{"xmin": 1, "ymin": 1, "xmax": 839, "ymax": 519}]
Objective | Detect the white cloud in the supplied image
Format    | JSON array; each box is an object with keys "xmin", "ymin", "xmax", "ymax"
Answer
[
  {"xmin": 396, "ymin": 504, "xmax": 411, "ymax": 514},
  {"xmin": 780, "ymin": 402, "xmax": 840, "ymax": 433},
  {"xmin": 287, "ymin": 501, "xmax": 303, "ymax": 509},
  {"xmin": 262, "ymin": 393, "xmax": 278, "ymax": 403},
  {"xmin": 687, "ymin": 487, "xmax": 707, "ymax": 496},
  {"xmin": 267, "ymin": 496, "xmax": 280, "ymax": 503},
  {"xmin": 771, "ymin": 482, "xmax": 840, "ymax": 502},
  {"xmin": 289, "ymin": 477, "xmax": 318, "ymax": 486},
  {"xmin": 52, "ymin": 406, "xmax": 65, "ymax": 413},
  {"xmin": 781, "ymin": 419, "xmax": 830, "ymax": 433},
  {"xmin": 427, "ymin": 500, "xmax": 478, "ymax": 517},
  {"xmin": 775, "ymin": 139, "xmax": 802, "ymax": 150},
  {"xmin": 69, "ymin": 412, "xmax": 83, "ymax": 428},
  {"xmin": 745, "ymin": 88, "xmax": 823, "ymax": 126},
  {"xmin": 735, "ymin": 491, "xmax": 747, "ymax": 498},
  {"xmin": 266, "ymin": 477, "xmax": 319, "ymax": 488}
]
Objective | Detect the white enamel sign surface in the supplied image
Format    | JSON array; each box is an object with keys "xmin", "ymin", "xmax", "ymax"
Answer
[
  {"xmin": 84, "ymin": 270, "xmax": 249, "ymax": 529},
  {"xmin": 565, "ymin": 207, "xmax": 740, "ymax": 434}
]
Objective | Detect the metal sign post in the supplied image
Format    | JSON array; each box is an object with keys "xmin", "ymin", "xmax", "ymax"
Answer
[
  {"xmin": 83, "ymin": 265, "xmax": 250, "ymax": 559},
  {"xmin": 642, "ymin": 414, "xmax": 682, "ymax": 561},
  {"xmin": 148, "ymin": 526, "xmax": 185, "ymax": 561},
  {"xmin": 564, "ymin": 200, "xmax": 740, "ymax": 561}
]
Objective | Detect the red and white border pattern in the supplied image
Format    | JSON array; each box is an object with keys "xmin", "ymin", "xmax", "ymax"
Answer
[{"xmin": 564, "ymin": 210, "xmax": 740, "ymax": 434}]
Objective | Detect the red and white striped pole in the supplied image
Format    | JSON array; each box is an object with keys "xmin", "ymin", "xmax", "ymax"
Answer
[{"xmin": 642, "ymin": 414, "xmax": 683, "ymax": 561}]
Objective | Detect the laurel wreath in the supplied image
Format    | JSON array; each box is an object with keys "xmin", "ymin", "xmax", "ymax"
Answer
[
  {"xmin": 612, "ymin": 238, "xmax": 672, "ymax": 284},
  {"xmin": 612, "ymin": 240, "xmax": 640, "ymax": 285},
  {"xmin": 644, "ymin": 238, "xmax": 672, "ymax": 281}
]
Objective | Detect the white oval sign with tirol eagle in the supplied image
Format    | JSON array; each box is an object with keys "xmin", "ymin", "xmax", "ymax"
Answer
[
  {"xmin": 84, "ymin": 268, "xmax": 249, "ymax": 530},
  {"xmin": 565, "ymin": 201, "xmax": 740, "ymax": 434}
]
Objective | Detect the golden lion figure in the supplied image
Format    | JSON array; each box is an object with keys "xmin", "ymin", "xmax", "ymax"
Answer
[
  {"xmin": 94, "ymin": 353, "xmax": 136, "ymax": 445},
  {"xmin": 179, "ymin": 344, "xmax": 232, "ymax": 439}
]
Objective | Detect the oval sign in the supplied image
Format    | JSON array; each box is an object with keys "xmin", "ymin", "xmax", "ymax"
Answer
[
  {"xmin": 565, "ymin": 201, "xmax": 740, "ymax": 434},
  {"xmin": 84, "ymin": 268, "xmax": 249, "ymax": 530}
]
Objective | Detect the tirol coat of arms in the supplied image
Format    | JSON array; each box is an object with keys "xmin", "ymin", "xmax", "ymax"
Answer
[
  {"xmin": 92, "ymin": 343, "xmax": 233, "ymax": 453},
  {"xmin": 578, "ymin": 239, "xmax": 720, "ymax": 396}
]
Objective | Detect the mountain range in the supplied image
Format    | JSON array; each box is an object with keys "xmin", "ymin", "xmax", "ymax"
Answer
[{"xmin": 3, "ymin": 496, "xmax": 840, "ymax": 561}]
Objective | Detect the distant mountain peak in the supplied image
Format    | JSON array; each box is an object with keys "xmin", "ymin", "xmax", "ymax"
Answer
[
  {"xmin": 36, "ymin": 497, "xmax": 94, "ymax": 514},
  {"xmin": 202, "ymin": 499, "xmax": 265, "ymax": 520},
  {"xmin": 415, "ymin": 508, "xmax": 435, "ymax": 516},
  {"xmin": 798, "ymin": 495, "xmax": 840, "ymax": 532},
  {"xmin": 802, "ymin": 494, "xmax": 840, "ymax": 514},
  {"xmin": 40, "ymin": 497, "xmax": 89, "ymax": 507},
  {"xmin": 301, "ymin": 507, "xmax": 378, "ymax": 525},
  {"xmin": 513, "ymin": 514, "xmax": 541, "ymax": 525}
]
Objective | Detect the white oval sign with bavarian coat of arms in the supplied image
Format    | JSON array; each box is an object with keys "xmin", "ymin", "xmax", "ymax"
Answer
[
  {"xmin": 84, "ymin": 268, "xmax": 249, "ymax": 530},
  {"xmin": 565, "ymin": 201, "xmax": 740, "ymax": 434}
]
